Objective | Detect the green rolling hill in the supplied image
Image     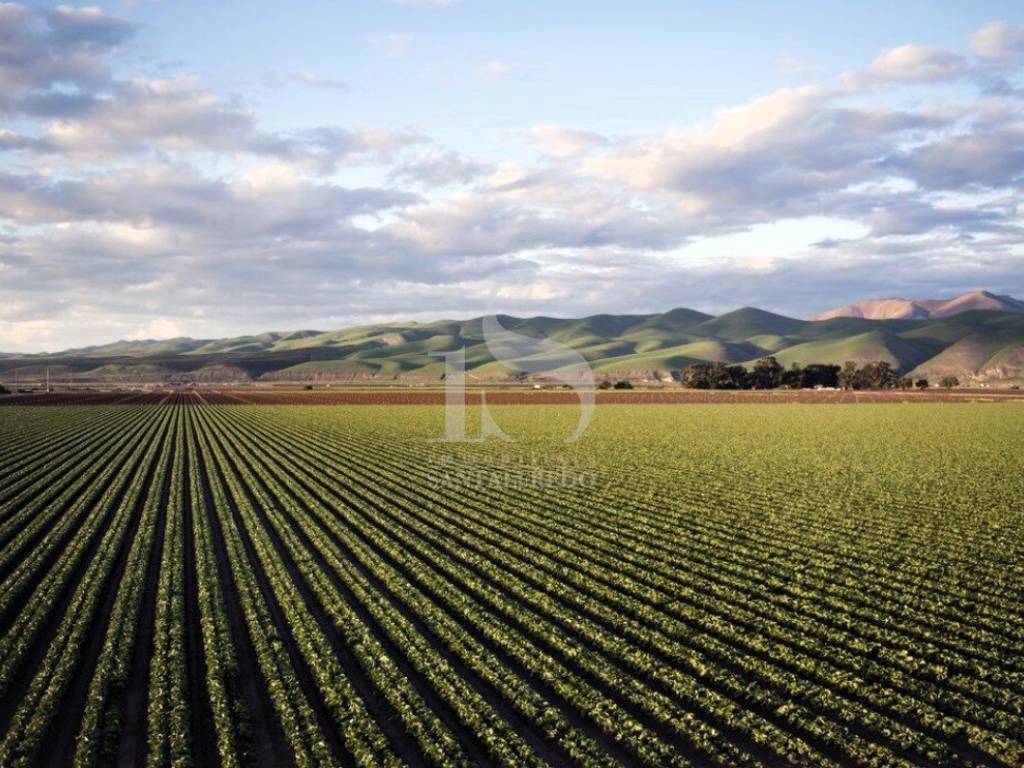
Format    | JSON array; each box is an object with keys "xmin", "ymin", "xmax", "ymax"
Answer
[
  {"xmin": 687, "ymin": 307, "xmax": 806, "ymax": 340},
  {"xmin": 2, "ymin": 306, "xmax": 1024, "ymax": 386},
  {"xmin": 767, "ymin": 330, "xmax": 938, "ymax": 372}
]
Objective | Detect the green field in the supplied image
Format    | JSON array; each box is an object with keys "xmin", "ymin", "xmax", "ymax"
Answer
[{"xmin": 0, "ymin": 402, "xmax": 1022, "ymax": 766}]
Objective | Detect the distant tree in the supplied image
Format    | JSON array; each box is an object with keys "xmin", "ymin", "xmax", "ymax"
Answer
[
  {"xmin": 914, "ymin": 378, "xmax": 929, "ymax": 390},
  {"xmin": 856, "ymin": 361, "xmax": 900, "ymax": 390},
  {"xmin": 683, "ymin": 361, "xmax": 911, "ymax": 390},
  {"xmin": 802, "ymin": 363, "xmax": 840, "ymax": 389},
  {"xmin": 681, "ymin": 362, "xmax": 746, "ymax": 389},
  {"xmin": 707, "ymin": 362, "xmax": 740, "ymax": 389},
  {"xmin": 749, "ymin": 356, "xmax": 784, "ymax": 389},
  {"xmin": 838, "ymin": 361, "xmax": 859, "ymax": 390},
  {"xmin": 681, "ymin": 362, "xmax": 714, "ymax": 389},
  {"xmin": 939, "ymin": 375, "xmax": 960, "ymax": 390},
  {"xmin": 726, "ymin": 364, "xmax": 750, "ymax": 389},
  {"xmin": 597, "ymin": 380, "xmax": 613, "ymax": 390},
  {"xmin": 880, "ymin": 362, "xmax": 901, "ymax": 389},
  {"xmin": 679, "ymin": 364, "xmax": 745, "ymax": 391},
  {"xmin": 613, "ymin": 380, "xmax": 634, "ymax": 389},
  {"xmin": 782, "ymin": 363, "xmax": 803, "ymax": 389},
  {"xmin": 0, "ymin": 384, "xmax": 8, "ymax": 396}
]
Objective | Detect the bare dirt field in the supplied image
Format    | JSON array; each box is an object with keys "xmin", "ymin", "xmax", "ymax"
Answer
[{"xmin": 3, "ymin": 387, "xmax": 1023, "ymax": 406}]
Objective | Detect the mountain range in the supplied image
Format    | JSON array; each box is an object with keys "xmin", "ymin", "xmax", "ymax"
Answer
[
  {"xmin": 2, "ymin": 291, "xmax": 1024, "ymax": 386},
  {"xmin": 811, "ymin": 289, "xmax": 1024, "ymax": 321}
]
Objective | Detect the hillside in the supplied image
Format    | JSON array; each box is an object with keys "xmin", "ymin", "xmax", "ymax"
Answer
[
  {"xmin": 812, "ymin": 289, "xmax": 1024, "ymax": 321},
  {"xmin": 2, "ymin": 306, "xmax": 1024, "ymax": 386}
]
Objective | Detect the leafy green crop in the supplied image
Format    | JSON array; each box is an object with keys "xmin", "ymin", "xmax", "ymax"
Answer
[{"xmin": 0, "ymin": 402, "xmax": 1021, "ymax": 766}]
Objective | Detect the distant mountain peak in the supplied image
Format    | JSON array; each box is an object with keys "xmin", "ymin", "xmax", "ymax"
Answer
[{"xmin": 811, "ymin": 290, "xmax": 1024, "ymax": 321}]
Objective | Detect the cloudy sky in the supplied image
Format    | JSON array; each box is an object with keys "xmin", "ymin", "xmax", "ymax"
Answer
[{"xmin": 2, "ymin": 1, "xmax": 1024, "ymax": 351}]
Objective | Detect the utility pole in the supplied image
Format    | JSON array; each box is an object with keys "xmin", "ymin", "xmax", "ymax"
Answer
[{"xmin": 46, "ymin": 367, "xmax": 51, "ymax": 393}]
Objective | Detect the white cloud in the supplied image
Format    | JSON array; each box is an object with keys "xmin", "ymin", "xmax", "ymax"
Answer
[
  {"xmin": 582, "ymin": 84, "xmax": 951, "ymax": 230},
  {"xmin": 1, "ymin": 75, "xmax": 426, "ymax": 172},
  {"xmin": 883, "ymin": 122, "xmax": 1024, "ymax": 190},
  {"xmin": 864, "ymin": 44, "xmax": 966, "ymax": 83},
  {"xmin": 128, "ymin": 317, "xmax": 185, "ymax": 340},
  {"xmin": 970, "ymin": 21, "xmax": 1024, "ymax": 63},
  {"xmin": 389, "ymin": 151, "xmax": 491, "ymax": 185},
  {"xmin": 4, "ymin": 0, "xmax": 1024, "ymax": 349},
  {"xmin": 41, "ymin": 76, "xmax": 253, "ymax": 157},
  {"xmin": 0, "ymin": 3, "xmax": 134, "ymax": 101}
]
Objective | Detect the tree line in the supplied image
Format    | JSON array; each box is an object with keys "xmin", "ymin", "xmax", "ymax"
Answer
[{"xmin": 679, "ymin": 358, "xmax": 959, "ymax": 390}]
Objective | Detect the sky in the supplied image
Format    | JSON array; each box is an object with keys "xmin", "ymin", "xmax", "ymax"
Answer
[{"xmin": 2, "ymin": 1, "xmax": 1024, "ymax": 351}]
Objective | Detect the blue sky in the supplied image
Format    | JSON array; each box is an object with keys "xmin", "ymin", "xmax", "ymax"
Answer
[
  {"xmin": 119, "ymin": 2, "xmax": 1016, "ymax": 155},
  {"xmin": 2, "ymin": 1, "xmax": 1024, "ymax": 350}
]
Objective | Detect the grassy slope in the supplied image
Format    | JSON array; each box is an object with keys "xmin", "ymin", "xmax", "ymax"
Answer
[
  {"xmin": 3, "ymin": 308, "xmax": 1023, "ymax": 383},
  {"xmin": 768, "ymin": 331, "xmax": 936, "ymax": 371},
  {"xmin": 906, "ymin": 313, "xmax": 1024, "ymax": 380}
]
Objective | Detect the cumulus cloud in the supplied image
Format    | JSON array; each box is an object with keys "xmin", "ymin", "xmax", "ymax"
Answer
[
  {"xmin": 0, "ymin": 129, "xmax": 43, "ymax": 152},
  {"xmin": 0, "ymin": 3, "xmax": 135, "ymax": 108},
  {"xmin": 251, "ymin": 126, "xmax": 429, "ymax": 173},
  {"xmin": 2, "ymin": 74, "xmax": 426, "ymax": 172},
  {"xmin": 583, "ymin": 86, "xmax": 948, "ymax": 229},
  {"xmin": 39, "ymin": 76, "xmax": 253, "ymax": 157},
  {"xmin": 865, "ymin": 201, "xmax": 1010, "ymax": 237},
  {"xmin": 970, "ymin": 21, "xmax": 1024, "ymax": 63},
  {"xmin": 389, "ymin": 151, "xmax": 492, "ymax": 185},
  {"xmin": 0, "ymin": 11, "xmax": 417, "ymax": 172},
  {"xmin": 863, "ymin": 44, "xmax": 966, "ymax": 83},
  {"xmin": 3, "ymin": 1, "xmax": 1024, "ymax": 350},
  {"xmin": 45, "ymin": 5, "xmax": 135, "ymax": 45},
  {"xmin": 882, "ymin": 118, "xmax": 1024, "ymax": 190},
  {"xmin": 0, "ymin": 163, "xmax": 432, "ymax": 348},
  {"xmin": 0, "ymin": 164, "xmax": 419, "ymax": 231}
]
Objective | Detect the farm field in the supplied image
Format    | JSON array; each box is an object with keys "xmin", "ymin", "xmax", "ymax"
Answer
[
  {"xmin": 0, "ymin": 403, "xmax": 1022, "ymax": 767},
  {"xmin": 4, "ymin": 387, "xmax": 1024, "ymax": 407}
]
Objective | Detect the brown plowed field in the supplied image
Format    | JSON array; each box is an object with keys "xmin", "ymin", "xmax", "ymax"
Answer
[{"xmin": 2, "ymin": 387, "xmax": 1023, "ymax": 406}]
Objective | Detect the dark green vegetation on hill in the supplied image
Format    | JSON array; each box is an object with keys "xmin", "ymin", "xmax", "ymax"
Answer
[
  {"xmin": 3, "ymin": 307, "xmax": 1024, "ymax": 384},
  {"xmin": 0, "ymin": 403, "xmax": 1022, "ymax": 766}
]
